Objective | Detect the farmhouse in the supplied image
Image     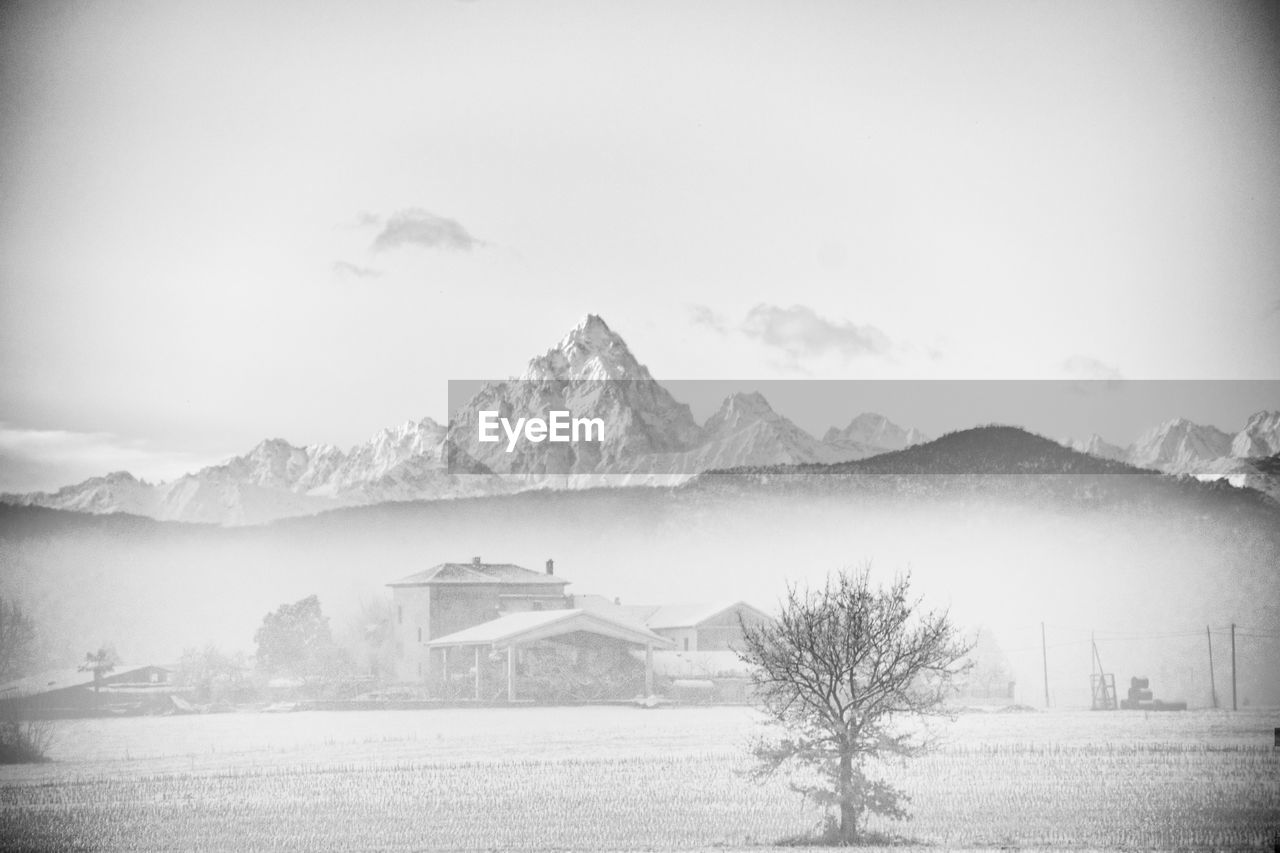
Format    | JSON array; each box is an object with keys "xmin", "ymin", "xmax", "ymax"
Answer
[
  {"xmin": 387, "ymin": 557, "xmax": 571, "ymax": 682},
  {"xmin": 387, "ymin": 558, "xmax": 768, "ymax": 702}
]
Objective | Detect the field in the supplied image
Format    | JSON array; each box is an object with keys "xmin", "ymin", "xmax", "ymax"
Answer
[{"xmin": 1, "ymin": 705, "xmax": 1277, "ymax": 851}]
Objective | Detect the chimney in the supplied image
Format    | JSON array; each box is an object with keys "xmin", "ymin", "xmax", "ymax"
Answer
[
  {"xmin": 545, "ymin": 558, "xmax": 555, "ymax": 576},
  {"xmin": 472, "ymin": 556, "xmax": 482, "ymax": 566}
]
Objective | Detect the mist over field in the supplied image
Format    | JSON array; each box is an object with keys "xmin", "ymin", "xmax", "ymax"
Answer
[{"xmin": 4, "ymin": 465, "xmax": 1276, "ymax": 708}]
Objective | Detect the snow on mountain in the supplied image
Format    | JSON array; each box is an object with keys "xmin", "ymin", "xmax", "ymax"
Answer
[
  {"xmin": 823, "ymin": 413, "xmax": 930, "ymax": 458},
  {"xmin": 336, "ymin": 452, "xmax": 514, "ymax": 504},
  {"xmin": 5, "ymin": 470, "xmax": 160, "ymax": 517},
  {"xmin": 298, "ymin": 444, "xmax": 347, "ymax": 491},
  {"xmin": 155, "ymin": 470, "xmax": 338, "ymax": 526},
  {"xmin": 230, "ymin": 439, "xmax": 318, "ymax": 490},
  {"xmin": 703, "ymin": 391, "xmax": 779, "ymax": 435},
  {"xmin": 1189, "ymin": 454, "xmax": 1280, "ymax": 502},
  {"xmin": 450, "ymin": 315, "xmax": 704, "ymax": 476},
  {"xmin": 8, "ymin": 314, "xmax": 1274, "ymax": 525},
  {"xmin": 321, "ymin": 418, "xmax": 447, "ymax": 494},
  {"xmin": 694, "ymin": 392, "xmax": 852, "ymax": 467},
  {"xmin": 7, "ymin": 315, "xmax": 709, "ymax": 520},
  {"xmin": 1065, "ymin": 434, "xmax": 1127, "ymax": 462},
  {"xmin": 1060, "ymin": 410, "xmax": 1280, "ymax": 502},
  {"xmin": 1127, "ymin": 418, "xmax": 1233, "ymax": 474},
  {"xmin": 1230, "ymin": 410, "xmax": 1280, "ymax": 458},
  {"xmin": 521, "ymin": 314, "xmax": 653, "ymax": 382}
]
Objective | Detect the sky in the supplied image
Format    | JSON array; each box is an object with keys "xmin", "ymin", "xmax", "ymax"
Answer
[{"xmin": 2, "ymin": 0, "xmax": 1279, "ymax": 492}]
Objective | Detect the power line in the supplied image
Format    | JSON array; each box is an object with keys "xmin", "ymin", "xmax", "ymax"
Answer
[{"xmin": 998, "ymin": 628, "xmax": 1274, "ymax": 655}]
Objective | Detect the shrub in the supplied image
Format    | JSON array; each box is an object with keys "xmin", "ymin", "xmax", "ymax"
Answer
[{"xmin": 0, "ymin": 716, "xmax": 55, "ymax": 764}]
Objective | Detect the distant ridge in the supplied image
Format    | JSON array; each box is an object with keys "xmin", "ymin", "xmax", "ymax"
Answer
[
  {"xmin": 705, "ymin": 426, "xmax": 1142, "ymax": 477},
  {"xmin": 1063, "ymin": 410, "xmax": 1280, "ymax": 502},
  {"xmin": 5, "ymin": 312, "xmax": 1278, "ymax": 522},
  {"xmin": 3, "ymin": 315, "xmax": 928, "ymax": 524}
]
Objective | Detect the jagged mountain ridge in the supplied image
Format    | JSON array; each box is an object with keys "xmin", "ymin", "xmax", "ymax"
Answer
[
  {"xmin": 448, "ymin": 315, "xmax": 706, "ymax": 476},
  {"xmin": 8, "ymin": 313, "xmax": 1276, "ymax": 523},
  {"xmin": 1063, "ymin": 411, "xmax": 1280, "ymax": 500},
  {"xmin": 4, "ymin": 315, "xmax": 925, "ymax": 524},
  {"xmin": 824, "ymin": 412, "xmax": 930, "ymax": 454},
  {"xmin": 1127, "ymin": 418, "xmax": 1234, "ymax": 474},
  {"xmin": 1231, "ymin": 410, "xmax": 1280, "ymax": 458},
  {"xmin": 3, "ymin": 420, "xmax": 509, "ymax": 526}
]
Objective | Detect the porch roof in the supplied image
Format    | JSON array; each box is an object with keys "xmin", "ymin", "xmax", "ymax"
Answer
[{"xmin": 427, "ymin": 609, "xmax": 673, "ymax": 650}]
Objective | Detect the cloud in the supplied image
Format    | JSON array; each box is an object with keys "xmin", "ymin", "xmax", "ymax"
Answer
[
  {"xmin": 1061, "ymin": 355, "xmax": 1124, "ymax": 381},
  {"xmin": 686, "ymin": 304, "xmax": 728, "ymax": 334},
  {"xmin": 371, "ymin": 208, "xmax": 484, "ymax": 253},
  {"xmin": 741, "ymin": 304, "xmax": 891, "ymax": 361},
  {"xmin": 332, "ymin": 261, "xmax": 383, "ymax": 280},
  {"xmin": 0, "ymin": 425, "xmax": 223, "ymax": 494},
  {"xmin": 1060, "ymin": 355, "xmax": 1124, "ymax": 395}
]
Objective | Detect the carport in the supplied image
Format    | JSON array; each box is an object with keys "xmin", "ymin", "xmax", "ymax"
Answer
[{"xmin": 428, "ymin": 609, "xmax": 673, "ymax": 702}]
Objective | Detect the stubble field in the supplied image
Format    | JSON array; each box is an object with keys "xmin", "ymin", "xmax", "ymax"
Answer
[{"xmin": 1, "ymin": 705, "xmax": 1277, "ymax": 851}]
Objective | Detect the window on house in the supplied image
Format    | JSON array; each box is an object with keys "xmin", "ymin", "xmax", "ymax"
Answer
[
  {"xmin": 417, "ymin": 627, "xmax": 422, "ymax": 643},
  {"xmin": 398, "ymin": 605, "xmax": 403, "ymax": 625},
  {"xmin": 683, "ymin": 638, "xmax": 689, "ymax": 651}
]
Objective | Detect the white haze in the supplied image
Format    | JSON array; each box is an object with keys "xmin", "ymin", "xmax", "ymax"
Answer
[{"xmin": 3, "ymin": 485, "xmax": 1275, "ymax": 707}]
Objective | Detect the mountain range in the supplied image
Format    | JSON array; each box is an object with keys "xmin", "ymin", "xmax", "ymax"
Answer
[
  {"xmin": 1065, "ymin": 410, "xmax": 1280, "ymax": 497},
  {"xmin": 4, "ymin": 314, "xmax": 1277, "ymax": 524}
]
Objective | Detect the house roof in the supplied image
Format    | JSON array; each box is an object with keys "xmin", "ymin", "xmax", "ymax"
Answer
[
  {"xmin": 574, "ymin": 598, "xmax": 771, "ymax": 630},
  {"xmin": 646, "ymin": 602, "xmax": 768, "ymax": 629},
  {"xmin": 0, "ymin": 668, "xmax": 92, "ymax": 699},
  {"xmin": 388, "ymin": 561, "xmax": 568, "ymax": 588},
  {"xmin": 427, "ymin": 609, "xmax": 673, "ymax": 649},
  {"xmin": 0, "ymin": 664, "xmax": 169, "ymax": 701}
]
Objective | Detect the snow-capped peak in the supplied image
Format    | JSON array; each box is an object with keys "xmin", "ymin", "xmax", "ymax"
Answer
[
  {"xmin": 704, "ymin": 392, "xmax": 781, "ymax": 436},
  {"xmin": 1128, "ymin": 417, "xmax": 1232, "ymax": 473},
  {"xmin": 823, "ymin": 413, "xmax": 929, "ymax": 451},
  {"xmin": 718, "ymin": 391, "xmax": 775, "ymax": 417},
  {"xmin": 326, "ymin": 417, "xmax": 448, "ymax": 488},
  {"xmin": 521, "ymin": 314, "xmax": 652, "ymax": 382},
  {"xmin": 1231, "ymin": 410, "xmax": 1280, "ymax": 458},
  {"xmin": 568, "ymin": 313, "xmax": 614, "ymax": 342}
]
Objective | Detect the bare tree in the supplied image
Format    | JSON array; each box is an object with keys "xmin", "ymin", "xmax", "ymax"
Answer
[{"xmin": 738, "ymin": 566, "xmax": 971, "ymax": 845}]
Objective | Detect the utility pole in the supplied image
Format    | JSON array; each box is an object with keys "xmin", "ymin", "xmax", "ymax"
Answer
[
  {"xmin": 1041, "ymin": 622, "xmax": 1050, "ymax": 709},
  {"xmin": 1230, "ymin": 623, "xmax": 1237, "ymax": 712},
  {"xmin": 1206, "ymin": 626, "xmax": 1218, "ymax": 709}
]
